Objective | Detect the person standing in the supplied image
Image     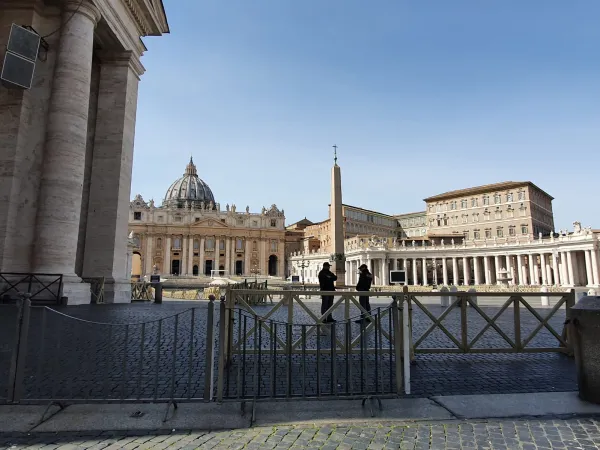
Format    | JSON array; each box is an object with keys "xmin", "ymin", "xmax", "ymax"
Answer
[
  {"xmin": 318, "ymin": 262, "xmax": 337, "ymax": 323},
  {"xmin": 355, "ymin": 263, "xmax": 373, "ymax": 323}
]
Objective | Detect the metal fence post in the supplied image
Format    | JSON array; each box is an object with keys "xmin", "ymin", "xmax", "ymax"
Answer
[
  {"xmin": 391, "ymin": 296, "xmax": 403, "ymax": 395},
  {"xmin": 216, "ymin": 297, "xmax": 227, "ymax": 403},
  {"xmin": 203, "ymin": 297, "xmax": 216, "ymax": 401},
  {"xmin": 154, "ymin": 282, "xmax": 163, "ymax": 304},
  {"xmin": 7, "ymin": 293, "xmax": 31, "ymax": 403}
]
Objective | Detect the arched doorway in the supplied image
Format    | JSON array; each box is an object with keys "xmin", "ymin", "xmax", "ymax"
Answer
[
  {"xmin": 193, "ymin": 265, "xmax": 199, "ymax": 276},
  {"xmin": 131, "ymin": 252, "xmax": 142, "ymax": 280},
  {"xmin": 235, "ymin": 260, "xmax": 243, "ymax": 276},
  {"xmin": 171, "ymin": 260, "xmax": 180, "ymax": 276},
  {"xmin": 219, "ymin": 264, "xmax": 225, "ymax": 277},
  {"xmin": 268, "ymin": 255, "xmax": 278, "ymax": 276}
]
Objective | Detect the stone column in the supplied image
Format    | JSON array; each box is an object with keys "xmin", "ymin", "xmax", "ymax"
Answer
[
  {"xmin": 412, "ymin": 258, "xmax": 418, "ymax": 286},
  {"xmin": 452, "ymin": 257, "xmax": 459, "ymax": 285},
  {"xmin": 164, "ymin": 236, "xmax": 171, "ymax": 274},
  {"xmin": 506, "ymin": 255, "xmax": 514, "ymax": 285},
  {"xmin": 422, "ymin": 258, "xmax": 427, "ymax": 285},
  {"xmin": 33, "ymin": 1, "xmax": 101, "ymax": 302},
  {"xmin": 462, "ymin": 257, "xmax": 469, "ymax": 285},
  {"xmin": 533, "ymin": 255, "xmax": 540, "ymax": 285},
  {"xmin": 225, "ymin": 237, "xmax": 231, "ymax": 276},
  {"xmin": 187, "ymin": 236, "xmax": 194, "ymax": 275},
  {"xmin": 483, "ymin": 256, "xmax": 490, "ymax": 284},
  {"xmin": 567, "ymin": 251, "xmax": 575, "ymax": 286},
  {"xmin": 214, "ymin": 237, "xmax": 220, "ymax": 274},
  {"xmin": 181, "ymin": 236, "xmax": 188, "ymax": 276},
  {"xmin": 591, "ymin": 248, "xmax": 600, "ymax": 286},
  {"xmin": 260, "ymin": 239, "xmax": 267, "ymax": 275},
  {"xmin": 528, "ymin": 255, "xmax": 535, "ymax": 285},
  {"xmin": 383, "ymin": 258, "xmax": 389, "ymax": 285},
  {"xmin": 244, "ymin": 239, "xmax": 251, "ymax": 276},
  {"xmin": 494, "ymin": 255, "xmax": 500, "ymax": 284},
  {"xmin": 473, "ymin": 256, "xmax": 481, "ymax": 285},
  {"xmin": 552, "ymin": 252, "xmax": 559, "ymax": 285},
  {"xmin": 540, "ymin": 253, "xmax": 548, "ymax": 285},
  {"xmin": 516, "ymin": 255, "xmax": 524, "ymax": 285},
  {"xmin": 199, "ymin": 237, "xmax": 205, "ymax": 276},
  {"xmin": 442, "ymin": 258, "xmax": 448, "ymax": 285},
  {"xmin": 144, "ymin": 235, "xmax": 153, "ymax": 276},
  {"xmin": 584, "ymin": 250, "xmax": 593, "ymax": 286}
]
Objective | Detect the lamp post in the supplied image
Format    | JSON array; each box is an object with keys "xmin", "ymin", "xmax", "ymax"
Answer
[
  {"xmin": 250, "ymin": 263, "xmax": 260, "ymax": 282},
  {"xmin": 297, "ymin": 255, "xmax": 310, "ymax": 289}
]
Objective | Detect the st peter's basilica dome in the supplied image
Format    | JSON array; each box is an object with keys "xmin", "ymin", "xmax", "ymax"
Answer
[{"xmin": 163, "ymin": 157, "xmax": 216, "ymax": 209}]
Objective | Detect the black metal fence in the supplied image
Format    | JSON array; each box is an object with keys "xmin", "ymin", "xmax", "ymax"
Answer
[{"xmin": 0, "ymin": 273, "xmax": 63, "ymax": 304}]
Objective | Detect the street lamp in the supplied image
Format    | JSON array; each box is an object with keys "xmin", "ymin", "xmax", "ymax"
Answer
[
  {"xmin": 297, "ymin": 256, "xmax": 310, "ymax": 289},
  {"xmin": 250, "ymin": 263, "xmax": 260, "ymax": 282}
]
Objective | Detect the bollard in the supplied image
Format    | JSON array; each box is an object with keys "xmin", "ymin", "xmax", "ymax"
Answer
[
  {"xmin": 449, "ymin": 285, "xmax": 458, "ymax": 306},
  {"xmin": 570, "ymin": 296, "xmax": 600, "ymax": 404},
  {"xmin": 540, "ymin": 286, "xmax": 549, "ymax": 306},
  {"xmin": 440, "ymin": 286, "xmax": 449, "ymax": 307},
  {"xmin": 154, "ymin": 282, "xmax": 163, "ymax": 304}
]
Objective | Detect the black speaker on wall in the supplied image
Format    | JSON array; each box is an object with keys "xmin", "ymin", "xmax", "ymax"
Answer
[{"xmin": 1, "ymin": 24, "xmax": 41, "ymax": 89}]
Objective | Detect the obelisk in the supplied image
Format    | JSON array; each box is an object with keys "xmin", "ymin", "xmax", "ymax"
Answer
[{"xmin": 330, "ymin": 145, "xmax": 346, "ymax": 287}]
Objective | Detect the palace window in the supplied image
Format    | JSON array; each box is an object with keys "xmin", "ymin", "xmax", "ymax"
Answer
[
  {"xmin": 473, "ymin": 213, "xmax": 479, "ymax": 223},
  {"xmin": 494, "ymin": 194, "xmax": 501, "ymax": 204},
  {"xmin": 157, "ymin": 238, "xmax": 162, "ymax": 247},
  {"xmin": 483, "ymin": 195, "xmax": 489, "ymax": 206},
  {"xmin": 219, "ymin": 240, "xmax": 225, "ymax": 250},
  {"xmin": 174, "ymin": 216, "xmax": 182, "ymax": 223},
  {"xmin": 519, "ymin": 205, "xmax": 527, "ymax": 217},
  {"xmin": 474, "ymin": 230, "xmax": 481, "ymax": 239},
  {"xmin": 450, "ymin": 201, "xmax": 457, "ymax": 210},
  {"xmin": 484, "ymin": 210, "xmax": 490, "ymax": 221},
  {"xmin": 485, "ymin": 229, "xmax": 492, "ymax": 239},
  {"xmin": 464, "ymin": 230, "xmax": 470, "ymax": 240},
  {"xmin": 270, "ymin": 219, "xmax": 277, "ymax": 227},
  {"xmin": 507, "ymin": 208, "xmax": 514, "ymax": 219},
  {"xmin": 471, "ymin": 198, "xmax": 478, "ymax": 207},
  {"xmin": 173, "ymin": 238, "xmax": 181, "ymax": 249},
  {"xmin": 495, "ymin": 209, "xmax": 502, "ymax": 220},
  {"xmin": 518, "ymin": 191, "xmax": 525, "ymax": 201},
  {"xmin": 507, "ymin": 193, "xmax": 514, "ymax": 202},
  {"xmin": 236, "ymin": 238, "xmax": 243, "ymax": 250},
  {"xmin": 509, "ymin": 226, "xmax": 516, "ymax": 236},
  {"xmin": 237, "ymin": 219, "xmax": 244, "ymax": 226},
  {"xmin": 270, "ymin": 240, "xmax": 277, "ymax": 252},
  {"xmin": 521, "ymin": 225, "xmax": 528, "ymax": 235},
  {"xmin": 462, "ymin": 215, "xmax": 468, "ymax": 224},
  {"xmin": 461, "ymin": 200, "xmax": 467, "ymax": 209},
  {"xmin": 443, "ymin": 216, "xmax": 448, "ymax": 226},
  {"xmin": 205, "ymin": 238, "xmax": 214, "ymax": 250},
  {"xmin": 134, "ymin": 212, "xmax": 142, "ymax": 220},
  {"xmin": 496, "ymin": 228, "xmax": 503, "ymax": 237},
  {"xmin": 193, "ymin": 239, "xmax": 199, "ymax": 250}
]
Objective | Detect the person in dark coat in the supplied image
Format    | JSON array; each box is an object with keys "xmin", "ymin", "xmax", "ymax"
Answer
[
  {"xmin": 355, "ymin": 263, "xmax": 373, "ymax": 323},
  {"xmin": 318, "ymin": 262, "xmax": 337, "ymax": 323}
]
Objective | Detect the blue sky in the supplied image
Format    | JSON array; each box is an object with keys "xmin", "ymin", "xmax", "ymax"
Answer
[{"xmin": 132, "ymin": 0, "xmax": 599, "ymax": 230}]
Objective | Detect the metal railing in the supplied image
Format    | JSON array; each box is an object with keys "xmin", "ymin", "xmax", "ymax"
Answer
[
  {"xmin": 82, "ymin": 277, "xmax": 105, "ymax": 304},
  {"xmin": 0, "ymin": 273, "xmax": 63, "ymax": 304},
  {"xmin": 131, "ymin": 281, "xmax": 156, "ymax": 301}
]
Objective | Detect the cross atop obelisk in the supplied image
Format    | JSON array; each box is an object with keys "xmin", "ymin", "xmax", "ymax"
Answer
[{"xmin": 330, "ymin": 145, "xmax": 345, "ymax": 287}]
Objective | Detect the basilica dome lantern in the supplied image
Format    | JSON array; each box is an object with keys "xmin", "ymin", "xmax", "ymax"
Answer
[{"xmin": 163, "ymin": 157, "xmax": 216, "ymax": 209}]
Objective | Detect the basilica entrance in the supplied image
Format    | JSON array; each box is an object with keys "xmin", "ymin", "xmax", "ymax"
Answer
[
  {"xmin": 268, "ymin": 255, "xmax": 278, "ymax": 276},
  {"xmin": 193, "ymin": 265, "xmax": 199, "ymax": 276},
  {"xmin": 171, "ymin": 260, "xmax": 180, "ymax": 276},
  {"xmin": 204, "ymin": 260, "xmax": 213, "ymax": 276},
  {"xmin": 235, "ymin": 260, "xmax": 243, "ymax": 276}
]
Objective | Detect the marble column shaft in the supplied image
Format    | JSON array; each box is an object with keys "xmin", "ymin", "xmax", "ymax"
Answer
[
  {"xmin": 540, "ymin": 253, "xmax": 547, "ymax": 285},
  {"xmin": 591, "ymin": 248, "xmax": 600, "ymax": 285},
  {"xmin": 34, "ymin": 1, "xmax": 101, "ymax": 278},
  {"xmin": 199, "ymin": 237, "xmax": 205, "ymax": 275},
  {"xmin": 187, "ymin": 236, "xmax": 194, "ymax": 275},
  {"xmin": 584, "ymin": 250, "xmax": 593, "ymax": 286},
  {"xmin": 442, "ymin": 258, "xmax": 448, "ymax": 285},
  {"xmin": 452, "ymin": 257, "xmax": 459, "ymax": 285}
]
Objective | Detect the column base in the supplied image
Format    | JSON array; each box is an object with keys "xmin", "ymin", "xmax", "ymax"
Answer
[
  {"xmin": 102, "ymin": 279, "xmax": 132, "ymax": 304},
  {"xmin": 62, "ymin": 275, "xmax": 92, "ymax": 305}
]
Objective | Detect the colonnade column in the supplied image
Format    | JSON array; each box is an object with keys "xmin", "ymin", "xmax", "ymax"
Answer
[
  {"xmin": 422, "ymin": 258, "xmax": 427, "ymax": 286},
  {"xmin": 552, "ymin": 253, "xmax": 559, "ymax": 285},
  {"xmin": 517, "ymin": 255, "xmax": 524, "ymax": 285},
  {"xmin": 473, "ymin": 256, "xmax": 481, "ymax": 285},
  {"xmin": 483, "ymin": 256, "xmax": 491, "ymax": 284},
  {"xmin": 164, "ymin": 236, "xmax": 171, "ymax": 275},
  {"xmin": 540, "ymin": 253, "xmax": 547, "ymax": 285},
  {"xmin": 199, "ymin": 237, "xmax": 205, "ymax": 276},
  {"xmin": 187, "ymin": 236, "xmax": 194, "ymax": 275},
  {"xmin": 412, "ymin": 258, "xmax": 418, "ymax": 286},
  {"xmin": 34, "ymin": 1, "xmax": 102, "ymax": 301},
  {"xmin": 225, "ymin": 238, "xmax": 231, "ymax": 276},
  {"xmin": 452, "ymin": 257, "xmax": 459, "ymax": 285},
  {"xmin": 462, "ymin": 257, "xmax": 469, "ymax": 285},
  {"xmin": 383, "ymin": 258, "xmax": 389, "ymax": 285},
  {"xmin": 506, "ymin": 255, "xmax": 514, "ymax": 285},
  {"xmin": 214, "ymin": 237, "xmax": 221, "ymax": 274},
  {"xmin": 494, "ymin": 255, "xmax": 500, "ymax": 284},
  {"xmin": 181, "ymin": 237, "xmax": 188, "ymax": 275},
  {"xmin": 584, "ymin": 250, "xmax": 593, "ymax": 286},
  {"xmin": 442, "ymin": 258, "xmax": 448, "ymax": 285},
  {"xmin": 527, "ymin": 254, "xmax": 535, "ymax": 285},
  {"xmin": 591, "ymin": 248, "xmax": 600, "ymax": 286},
  {"xmin": 566, "ymin": 251, "xmax": 575, "ymax": 286},
  {"xmin": 244, "ymin": 240, "xmax": 251, "ymax": 276}
]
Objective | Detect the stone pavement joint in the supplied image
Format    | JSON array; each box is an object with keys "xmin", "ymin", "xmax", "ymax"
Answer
[{"xmin": 2, "ymin": 418, "xmax": 600, "ymax": 449}]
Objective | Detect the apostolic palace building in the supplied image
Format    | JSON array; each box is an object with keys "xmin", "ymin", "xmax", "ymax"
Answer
[
  {"xmin": 128, "ymin": 158, "xmax": 287, "ymax": 279},
  {"xmin": 287, "ymin": 161, "xmax": 600, "ymax": 290}
]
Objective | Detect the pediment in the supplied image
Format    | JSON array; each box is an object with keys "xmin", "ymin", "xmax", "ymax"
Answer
[{"xmin": 192, "ymin": 219, "xmax": 229, "ymax": 228}]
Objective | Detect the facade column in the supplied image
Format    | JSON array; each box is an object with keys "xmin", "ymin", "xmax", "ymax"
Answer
[
  {"xmin": 473, "ymin": 256, "xmax": 481, "ymax": 285},
  {"xmin": 506, "ymin": 255, "xmax": 514, "ymax": 285},
  {"xmin": 584, "ymin": 250, "xmax": 593, "ymax": 286},
  {"xmin": 591, "ymin": 248, "xmax": 600, "ymax": 286},
  {"xmin": 383, "ymin": 258, "xmax": 389, "ymax": 285},
  {"xmin": 494, "ymin": 255, "xmax": 500, "ymax": 284},
  {"xmin": 244, "ymin": 239, "xmax": 251, "ymax": 276},
  {"xmin": 517, "ymin": 255, "xmax": 524, "ymax": 285},
  {"xmin": 144, "ymin": 235, "xmax": 153, "ymax": 276},
  {"xmin": 540, "ymin": 253, "xmax": 548, "ymax": 285},
  {"xmin": 199, "ymin": 237, "xmax": 205, "ymax": 276},
  {"xmin": 442, "ymin": 258, "xmax": 448, "ymax": 285},
  {"xmin": 552, "ymin": 252, "xmax": 559, "ymax": 285},
  {"xmin": 34, "ymin": 1, "xmax": 101, "ymax": 301},
  {"xmin": 225, "ymin": 237, "xmax": 231, "ymax": 276},
  {"xmin": 164, "ymin": 236, "xmax": 171, "ymax": 275},
  {"xmin": 181, "ymin": 236, "xmax": 187, "ymax": 276},
  {"xmin": 260, "ymin": 239, "xmax": 267, "ymax": 275},
  {"xmin": 422, "ymin": 258, "xmax": 427, "ymax": 286},
  {"xmin": 214, "ymin": 237, "xmax": 221, "ymax": 274},
  {"xmin": 566, "ymin": 251, "xmax": 575, "ymax": 286},
  {"xmin": 483, "ymin": 256, "xmax": 491, "ymax": 284},
  {"xmin": 412, "ymin": 258, "xmax": 418, "ymax": 286},
  {"xmin": 462, "ymin": 257, "xmax": 469, "ymax": 285},
  {"xmin": 452, "ymin": 257, "xmax": 459, "ymax": 285},
  {"xmin": 187, "ymin": 236, "xmax": 194, "ymax": 275}
]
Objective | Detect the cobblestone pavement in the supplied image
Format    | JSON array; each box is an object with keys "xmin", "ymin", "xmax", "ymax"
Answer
[
  {"xmin": 2, "ymin": 418, "xmax": 600, "ymax": 449},
  {"xmin": 0, "ymin": 296, "xmax": 576, "ymax": 403}
]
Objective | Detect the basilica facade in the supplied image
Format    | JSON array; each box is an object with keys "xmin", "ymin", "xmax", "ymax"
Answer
[{"xmin": 129, "ymin": 158, "xmax": 286, "ymax": 278}]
